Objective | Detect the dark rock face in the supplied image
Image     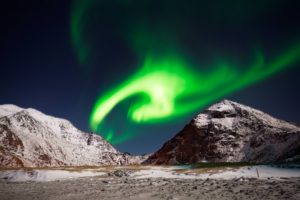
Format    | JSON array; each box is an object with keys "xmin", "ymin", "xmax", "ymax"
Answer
[{"xmin": 145, "ymin": 100, "xmax": 300, "ymax": 164}]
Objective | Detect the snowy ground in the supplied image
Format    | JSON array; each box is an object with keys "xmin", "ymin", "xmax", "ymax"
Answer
[
  {"xmin": 131, "ymin": 165, "xmax": 300, "ymax": 180},
  {"xmin": 0, "ymin": 169, "xmax": 105, "ymax": 182},
  {"xmin": 0, "ymin": 165, "xmax": 299, "ymax": 182}
]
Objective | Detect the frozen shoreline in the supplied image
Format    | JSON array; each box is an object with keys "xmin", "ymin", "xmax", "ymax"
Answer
[
  {"xmin": 0, "ymin": 165, "xmax": 299, "ymax": 182},
  {"xmin": 132, "ymin": 165, "xmax": 300, "ymax": 179}
]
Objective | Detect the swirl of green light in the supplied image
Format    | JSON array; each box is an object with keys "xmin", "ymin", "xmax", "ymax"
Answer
[
  {"xmin": 90, "ymin": 45, "xmax": 300, "ymax": 144},
  {"xmin": 90, "ymin": 55, "xmax": 232, "ymax": 128}
]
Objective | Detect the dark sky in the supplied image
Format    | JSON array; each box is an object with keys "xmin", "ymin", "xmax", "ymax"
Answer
[{"xmin": 0, "ymin": 0, "xmax": 300, "ymax": 154}]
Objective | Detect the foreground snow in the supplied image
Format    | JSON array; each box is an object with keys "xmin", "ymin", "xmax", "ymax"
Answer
[
  {"xmin": 0, "ymin": 169, "xmax": 105, "ymax": 182},
  {"xmin": 0, "ymin": 165, "xmax": 299, "ymax": 182},
  {"xmin": 132, "ymin": 165, "xmax": 300, "ymax": 179}
]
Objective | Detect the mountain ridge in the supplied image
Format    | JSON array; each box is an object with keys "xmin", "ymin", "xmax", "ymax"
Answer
[
  {"xmin": 0, "ymin": 104, "xmax": 146, "ymax": 168},
  {"xmin": 144, "ymin": 99, "xmax": 300, "ymax": 164},
  {"xmin": 1, "ymin": 100, "xmax": 299, "ymax": 168}
]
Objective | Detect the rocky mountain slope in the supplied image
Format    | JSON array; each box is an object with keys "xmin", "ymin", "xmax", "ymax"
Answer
[
  {"xmin": 145, "ymin": 100, "xmax": 300, "ymax": 164},
  {"xmin": 0, "ymin": 105, "xmax": 145, "ymax": 168}
]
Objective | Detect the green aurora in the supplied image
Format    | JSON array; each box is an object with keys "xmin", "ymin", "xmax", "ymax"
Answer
[
  {"xmin": 89, "ymin": 46, "xmax": 300, "ymax": 144},
  {"xmin": 71, "ymin": 0, "xmax": 300, "ymax": 144}
]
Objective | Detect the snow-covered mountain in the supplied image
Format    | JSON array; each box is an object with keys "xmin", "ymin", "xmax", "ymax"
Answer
[
  {"xmin": 0, "ymin": 104, "xmax": 145, "ymax": 168},
  {"xmin": 145, "ymin": 100, "xmax": 300, "ymax": 164}
]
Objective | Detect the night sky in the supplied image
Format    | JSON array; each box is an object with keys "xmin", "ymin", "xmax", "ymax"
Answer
[{"xmin": 1, "ymin": 0, "xmax": 300, "ymax": 154}]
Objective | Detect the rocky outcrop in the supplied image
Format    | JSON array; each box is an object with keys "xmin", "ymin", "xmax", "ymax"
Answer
[
  {"xmin": 0, "ymin": 105, "xmax": 147, "ymax": 168},
  {"xmin": 145, "ymin": 100, "xmax": 300, "ymax": 164}
]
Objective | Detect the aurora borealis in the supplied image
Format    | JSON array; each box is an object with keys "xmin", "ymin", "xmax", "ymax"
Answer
[
  {"xmin": 70, "ymin": 0, "xmax": 300, "ymax": 144},
  {"xmin": 89, "ymin": 44, "xmax": 300, "ymax": 144},
  {"xmin": 1, "ymin": 0, "xmax": 300, "ymax": 153}
]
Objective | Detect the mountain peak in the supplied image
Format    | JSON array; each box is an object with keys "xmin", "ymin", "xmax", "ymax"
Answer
[
  {"xmin": 145, "ymin": 99, "xmax": 300, "ymax": 164},
  {"xmin": 206, "ymin": 99, "xmax": 257, "ymax": 113},
  {"xmin": 0, "ymin": 104, "xmax": 147, "ymax": 168},
  {"xmin": 0, "ymin": 104, "xmax": 23, "ymax": 118}
]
